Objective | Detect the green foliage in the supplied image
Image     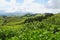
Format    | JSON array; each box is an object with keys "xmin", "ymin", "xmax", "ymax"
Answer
[{"xmin": 0, "ymin": 13, "xmax": 60, "ymax": 40}]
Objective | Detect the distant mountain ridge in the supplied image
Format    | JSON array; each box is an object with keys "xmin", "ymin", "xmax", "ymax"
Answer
[
  {"xmin": 0, "ymin": 10, "xmax": 54, "ymax": 17},
  {"xmin": 0, "ymin": 11, "xmax": 25, "ymax": 16}
]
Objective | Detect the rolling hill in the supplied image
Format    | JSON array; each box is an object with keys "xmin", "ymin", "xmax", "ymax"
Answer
[{"xmin": 0, "ymin": 13, "xmax": 60, "ymax": 40}]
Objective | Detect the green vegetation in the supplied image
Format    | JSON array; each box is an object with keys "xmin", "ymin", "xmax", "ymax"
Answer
[{"xmin": 0, "ymin": 13, "xmax": 60, "ymax": 40}]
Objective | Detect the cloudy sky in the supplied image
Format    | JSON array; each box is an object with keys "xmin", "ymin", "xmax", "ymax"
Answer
[{"xmin": 0, "ymin": 0, "xmax": 60, "ymax": 13}]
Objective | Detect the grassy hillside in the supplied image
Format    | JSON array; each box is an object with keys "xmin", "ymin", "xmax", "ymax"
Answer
[{"xmin": 0, "ymin": 13, "xmax": 60, "ymax": 40}]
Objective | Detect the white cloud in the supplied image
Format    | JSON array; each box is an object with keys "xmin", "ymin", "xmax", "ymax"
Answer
[
  {"xmin": 46, "ymin": 0, "xmax": 60, "ymax": 13},
  {"xmin": 0, "ymin": 0, "xmax": 60, "ymax": 13},
  {"xmin": 5, "ymin": 0, "xmax": 47, "ymax": 13},
  {"xmin": 24, "ymin": 0, "xmax": 34, "ymax": 4},
  {"xmin": 47, "ymin": 0, "xmax": 60, "ymax": 9}
]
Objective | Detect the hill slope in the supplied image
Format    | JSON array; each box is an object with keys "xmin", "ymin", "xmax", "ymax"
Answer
[{"xmin": 0, "ymin": 13, "xmax": 60, "ymax": 40}]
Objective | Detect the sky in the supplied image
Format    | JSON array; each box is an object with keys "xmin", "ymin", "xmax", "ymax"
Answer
[{"xmin": 0, "ymin": 0, "xmax": 60, "ymax": 13}]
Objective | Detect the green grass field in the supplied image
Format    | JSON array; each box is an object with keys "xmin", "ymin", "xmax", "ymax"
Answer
[{"xmin": 0, "ymin": 13, "xmax": 60, "ymax": 40}]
